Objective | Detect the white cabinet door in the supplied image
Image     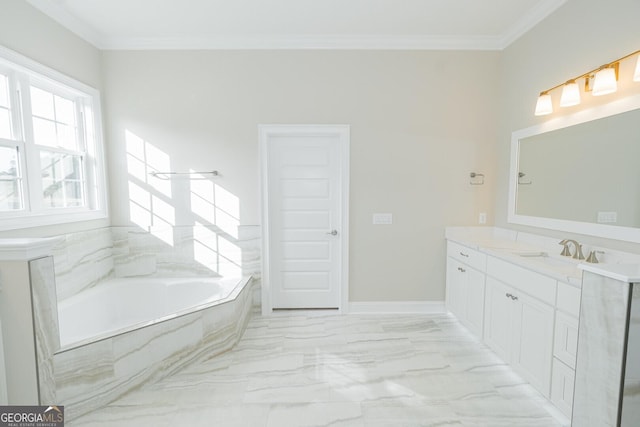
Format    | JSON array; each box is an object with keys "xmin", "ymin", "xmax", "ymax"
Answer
[
  {"xmin": 551, "ymin": 358, "xmax": 576, "ymax": 418},
  {"xmin": 464, "ymin": 266, "xmax": 486, "ymax": 338},
  {"xmin": 446, "ymin": 256, "xmax": 486, "ymax": 338},
  {"xmin": 511, "ymin": 291, "xmax": 555, "ymax": 397},
  {"xmin": 445, "ymin": 257, "xmax": 465, "ymax": 318},
  {"xmin": 484, "ymin": 276, "xmax": 554, "ymax": 397},
  {"xmin": 483, "ymin": 277, "xmax": 513, "ymax": 362}
]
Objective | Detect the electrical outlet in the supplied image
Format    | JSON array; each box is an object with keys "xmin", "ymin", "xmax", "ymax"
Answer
[
  {"xmin": 597, "ymin": 211, "xmax": 617, "ymax": 223},
  {"xmin": 373, "ymin": 213, "xmax": 393, "ymax": 225},
  {"xmin": 479, "ymin": 212, "xmax": 487, "ymax": 224}
]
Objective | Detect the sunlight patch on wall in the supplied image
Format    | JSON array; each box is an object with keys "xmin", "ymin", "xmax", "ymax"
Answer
[
  {"xmin": 125, "ymin": 129, "xmax": 175, "ymax": 246},
  {"xmin": 193, "ymin": 222, "xmax": 218, "ymax": 272},
  {"xmin": 214, "ymin": 184, "xmax": 240, "ymax": 239}
]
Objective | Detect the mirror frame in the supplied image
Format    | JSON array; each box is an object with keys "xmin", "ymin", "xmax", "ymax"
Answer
[{"xmin": 508, "ymin": 93, "xmax": 640, "ymax": 243}]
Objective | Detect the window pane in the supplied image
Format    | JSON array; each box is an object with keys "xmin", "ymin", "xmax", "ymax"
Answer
[
  {"xmin": 40, "ymin": 151, "xmax": 85, "ymax": 208},
  {"xmin": 54, "ymin": 95, "xmax": 76, "ymax": 125},
  {"xmin": 64, "ymin": 181, "xmax": 83, "ymax": 207},
  {"xmin": 0, "ymin": 74, "xmax": 9, "ymax": 108},
  {"xmin": 30, "ymin": 86, "xmax": 55, "ymax": 119},
  {"xmin": 0, "ymin": 108, "xmax": 11, "ymax": 140},
  {"xmin": 32, "ymin": 117, "xmax": 57, "ymax": 147},
  {"xmin": 56, "ymin": 122, "xmax": 78, "ymax": 151},
  {"xmin": 0, "ymin": 146, "xmax": 22, "ymax": 210}
]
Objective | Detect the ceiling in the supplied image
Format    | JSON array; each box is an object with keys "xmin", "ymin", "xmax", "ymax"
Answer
[{"xmin": 26, "ymin": 0, "xmax": 567, "ymax": 50}]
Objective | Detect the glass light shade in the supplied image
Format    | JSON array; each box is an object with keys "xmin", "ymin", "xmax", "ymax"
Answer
[
  {"xmin": 634, "ymin": 56, "xmax": 640, "ymax": 82},
  {"xmin": 592, "ymin": 67, "xmax": 617, "ymax": 96},
  {"xmin": 534, "ymin": 93, "xmax": 553, "ymax": 116},
  {"xmin": 560, "ymin": 81, "xmax": 581, "ymax": 107}
]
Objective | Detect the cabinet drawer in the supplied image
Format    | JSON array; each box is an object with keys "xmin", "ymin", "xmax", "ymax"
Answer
[
  {"xmin": 486, "ymin": 256, "xmax": 556, "ymax": 305},
  {"xmin": 447, "ymin": 241, "xmax": 486, "ymax": 271},
  {"xmin": 553, "ymin": 311, "xmax": 579, "ymax": 368},
  {"xmin": 551, "ymin": 358, "xmax": 575, "ymax": 418},
  {"xmin": 556, "ymin": 282, "xmax": 581, "ymax": 317}
]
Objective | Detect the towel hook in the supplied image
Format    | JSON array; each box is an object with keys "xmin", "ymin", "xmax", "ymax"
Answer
[
  {"xmin": 518, "ymin": 172, "xmax": 532, "ymax": 185},
  {"xmin": 469, "ymin": 172, "xmax": 485, "ymax": 185}
]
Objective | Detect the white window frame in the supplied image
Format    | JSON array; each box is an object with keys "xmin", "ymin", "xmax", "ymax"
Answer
[{"xmin": 0, "ymin": 45, "xmax": 108, "ymax": 230}]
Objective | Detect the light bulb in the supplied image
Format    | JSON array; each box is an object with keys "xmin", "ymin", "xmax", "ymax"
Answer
[
  {"xmin": 560, "ymin": 81, "xmax": 581, "ymax": 107},
  {"xmin": 634, "ymin": 56, "xmax": 640, "ymax": 82},
  {"xmin": 592, "ymin": 67, "xmax": 617, "ymax": 96},
  {"xmin": 534, "ymin": 93, "xmax": 553, "ymax": 116}
]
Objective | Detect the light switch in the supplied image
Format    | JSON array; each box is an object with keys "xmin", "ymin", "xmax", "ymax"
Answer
[{"xmin": 373, "ymin": 213, "xmax": 393, "ymax": 225}]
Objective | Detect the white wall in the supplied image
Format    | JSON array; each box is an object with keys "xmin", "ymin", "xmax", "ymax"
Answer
[
  {"xmin": 103, "ymin": 50, "xmax": 499, "ymax": 301},
  {"xmin": 496, "ymin": 0, "xmax": 640, "ymax": 253},
  {"xmin": 0, "ymin": 0, "xmax": 107, "ymax": 237}
]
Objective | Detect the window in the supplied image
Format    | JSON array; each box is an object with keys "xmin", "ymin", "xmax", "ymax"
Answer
[{"xmin": 0, "ymin": 46, "xmax": 107, "ymax": 230}]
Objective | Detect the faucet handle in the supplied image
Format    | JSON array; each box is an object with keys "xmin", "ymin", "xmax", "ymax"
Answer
[
  {"xmin": 586, "ymin": 250, "xmax": 605, "ymax": 264},
  {"xmin": 559, "ymin": 240, "xmax": 571, "ymax": 256}
]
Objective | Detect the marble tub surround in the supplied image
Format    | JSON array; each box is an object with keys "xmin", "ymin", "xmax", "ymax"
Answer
[
  {"xmin": 55, "ymin": 276, "xmax": 255, "ymax": 421},
  {"xmin": 68, "ymin": 312, "xmax": 568, "ymax": 427},
  {"xmin": 112, "ymin": 224, "xmax": 261, "ymax": 279},
  {"xmin": 51, "ymin": 224, "xmax": 261, "ymax": 302},
  {"xmin": 52, "ymin": 227, "xmax": 115, "ymax": 300},
  {"xmin": 29, "ymin": 256, "xmax": 60, "ymax": 405},
  {"xmin": 446, "ymin": 226, "xmax": 640, "ymax": 287}
]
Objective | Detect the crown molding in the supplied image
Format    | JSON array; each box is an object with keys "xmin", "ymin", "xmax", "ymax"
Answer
[
  {"xmin": 98, "ymin": 34, "xmax": 504, "ymax": 51},
  {"xmin": 500, "ymin": 0, "xmax": 568, "ymax": 49},
  {"xmin": 26, "ymin": 0, "xmax": 567, "ymax": 51},
  {"xmin": 26, "ymin": 0, "xmax": 105, "ymax": 48}
]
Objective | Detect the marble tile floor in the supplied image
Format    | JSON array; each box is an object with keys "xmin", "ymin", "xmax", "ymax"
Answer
[{"xmin": 69, "ymin": 312, "xmax": 569, "ymax": 426}]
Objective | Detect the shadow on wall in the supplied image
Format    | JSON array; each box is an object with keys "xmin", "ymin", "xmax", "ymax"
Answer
[{"xmin": 124, "ymin": 129, "xmax": 242, "ymax": 277}]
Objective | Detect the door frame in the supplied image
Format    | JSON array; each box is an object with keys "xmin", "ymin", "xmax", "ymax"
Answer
[{"xmin": 259, "ymin": 124, "xmax": 350, "ymax": 315}]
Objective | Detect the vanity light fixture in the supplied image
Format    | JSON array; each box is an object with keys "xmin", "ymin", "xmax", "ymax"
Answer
[
  {"xmin": 559, "ymin": 80, "xmax": 581, "ymax": 107},
  {"xmin": 534, "ymin": 92, "xmax": 553, "ymax": 115},
  {"xmin": 591, "ymin": 64, "xmax": 618, "ymax": 96},
  {"xmin": 534, "ymin": 49, "xmax": 640, "ymax": 116}
]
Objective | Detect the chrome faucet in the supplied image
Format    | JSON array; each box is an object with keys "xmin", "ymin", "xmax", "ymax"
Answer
[{"xmin": 562, "ymin": 239, "xmax": 585, "ymax": 260}]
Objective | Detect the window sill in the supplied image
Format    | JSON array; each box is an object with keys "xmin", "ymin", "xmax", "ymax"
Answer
[{"xmin": 0, "ymin": 209, "xmax": 108, "ymax": 232}]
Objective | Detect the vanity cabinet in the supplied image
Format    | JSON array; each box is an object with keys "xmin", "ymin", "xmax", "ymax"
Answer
[
  {"xmin": 484, "ymin": 276, "xmax": 555, "ymax": 397},
  {"xmin": 445, "ymin": 238, "xmax": 583, "ymax": 414},
  {"xmin": 445, "ymin": 242, "xmax": 486, "ymax": 338}
]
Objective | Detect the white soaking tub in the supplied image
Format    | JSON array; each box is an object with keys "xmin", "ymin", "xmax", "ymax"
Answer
[{"xmin": 57, "ymin": 275, "xmax": 245, "ymax": 349}]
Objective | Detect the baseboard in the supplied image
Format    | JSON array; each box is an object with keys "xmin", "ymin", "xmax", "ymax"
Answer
[{"xmin": 348, "ymin": 301, "xmax": 446, "ymax": 314}]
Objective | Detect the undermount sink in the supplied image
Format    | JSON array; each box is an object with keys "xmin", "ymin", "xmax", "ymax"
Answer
[{"xmin": 512, "ymin": 251, "xmax": 581, "ymax": 274}]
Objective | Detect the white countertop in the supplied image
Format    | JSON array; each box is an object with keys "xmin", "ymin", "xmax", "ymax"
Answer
[
  {"xmin": 0, "ymin": 237, "xmax": 63, "ymax": 261},
  {"xmin": 446, "ymin": 226, "xmax": 640, "ymax": 287},
  {"xmin": 578, "ymin": 263, "xmax": 640, "ymax": 283},
  {"xmin": 446, "ymin": 228, "xmax": 584, "ymax": 287}
]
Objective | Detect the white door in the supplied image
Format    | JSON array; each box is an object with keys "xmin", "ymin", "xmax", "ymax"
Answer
[{"xmin": 260, "ymin": 125, "xmax": 349, "ymax": 312}]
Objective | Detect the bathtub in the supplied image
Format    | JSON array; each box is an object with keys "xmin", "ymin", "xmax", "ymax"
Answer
[
  {"xmin": 53, "ymin": 275, "xmax": 254, "ymax": 420},
  {"xmin": 57, "ymin": 276, "xmax": 245, "ymax": 349}
]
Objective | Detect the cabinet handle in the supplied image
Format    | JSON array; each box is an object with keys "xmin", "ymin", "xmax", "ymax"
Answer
[
  {"xmin": 511, "ymin": 295, "xmax": 518, "ymax": 301},
  {"xmin": 505, "ymin": 293, "xmax": 512, "ymax": 298},
  {"xmin": 459, "ymin": 252, "xmax": 469, "ymax": 258},
  {"xmin": 459, "ymin": 267, "xmax": 466, "ymax": 273}
]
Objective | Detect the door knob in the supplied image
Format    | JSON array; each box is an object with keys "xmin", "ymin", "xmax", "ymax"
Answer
[{"xmin": 326, "ymin": 230, "xmax": 338, "ymax": 236}]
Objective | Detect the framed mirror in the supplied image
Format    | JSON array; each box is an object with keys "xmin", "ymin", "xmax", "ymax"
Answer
[{"xmin": 508, "ymin": 93, "xmax": 640, "ymax": 243}]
